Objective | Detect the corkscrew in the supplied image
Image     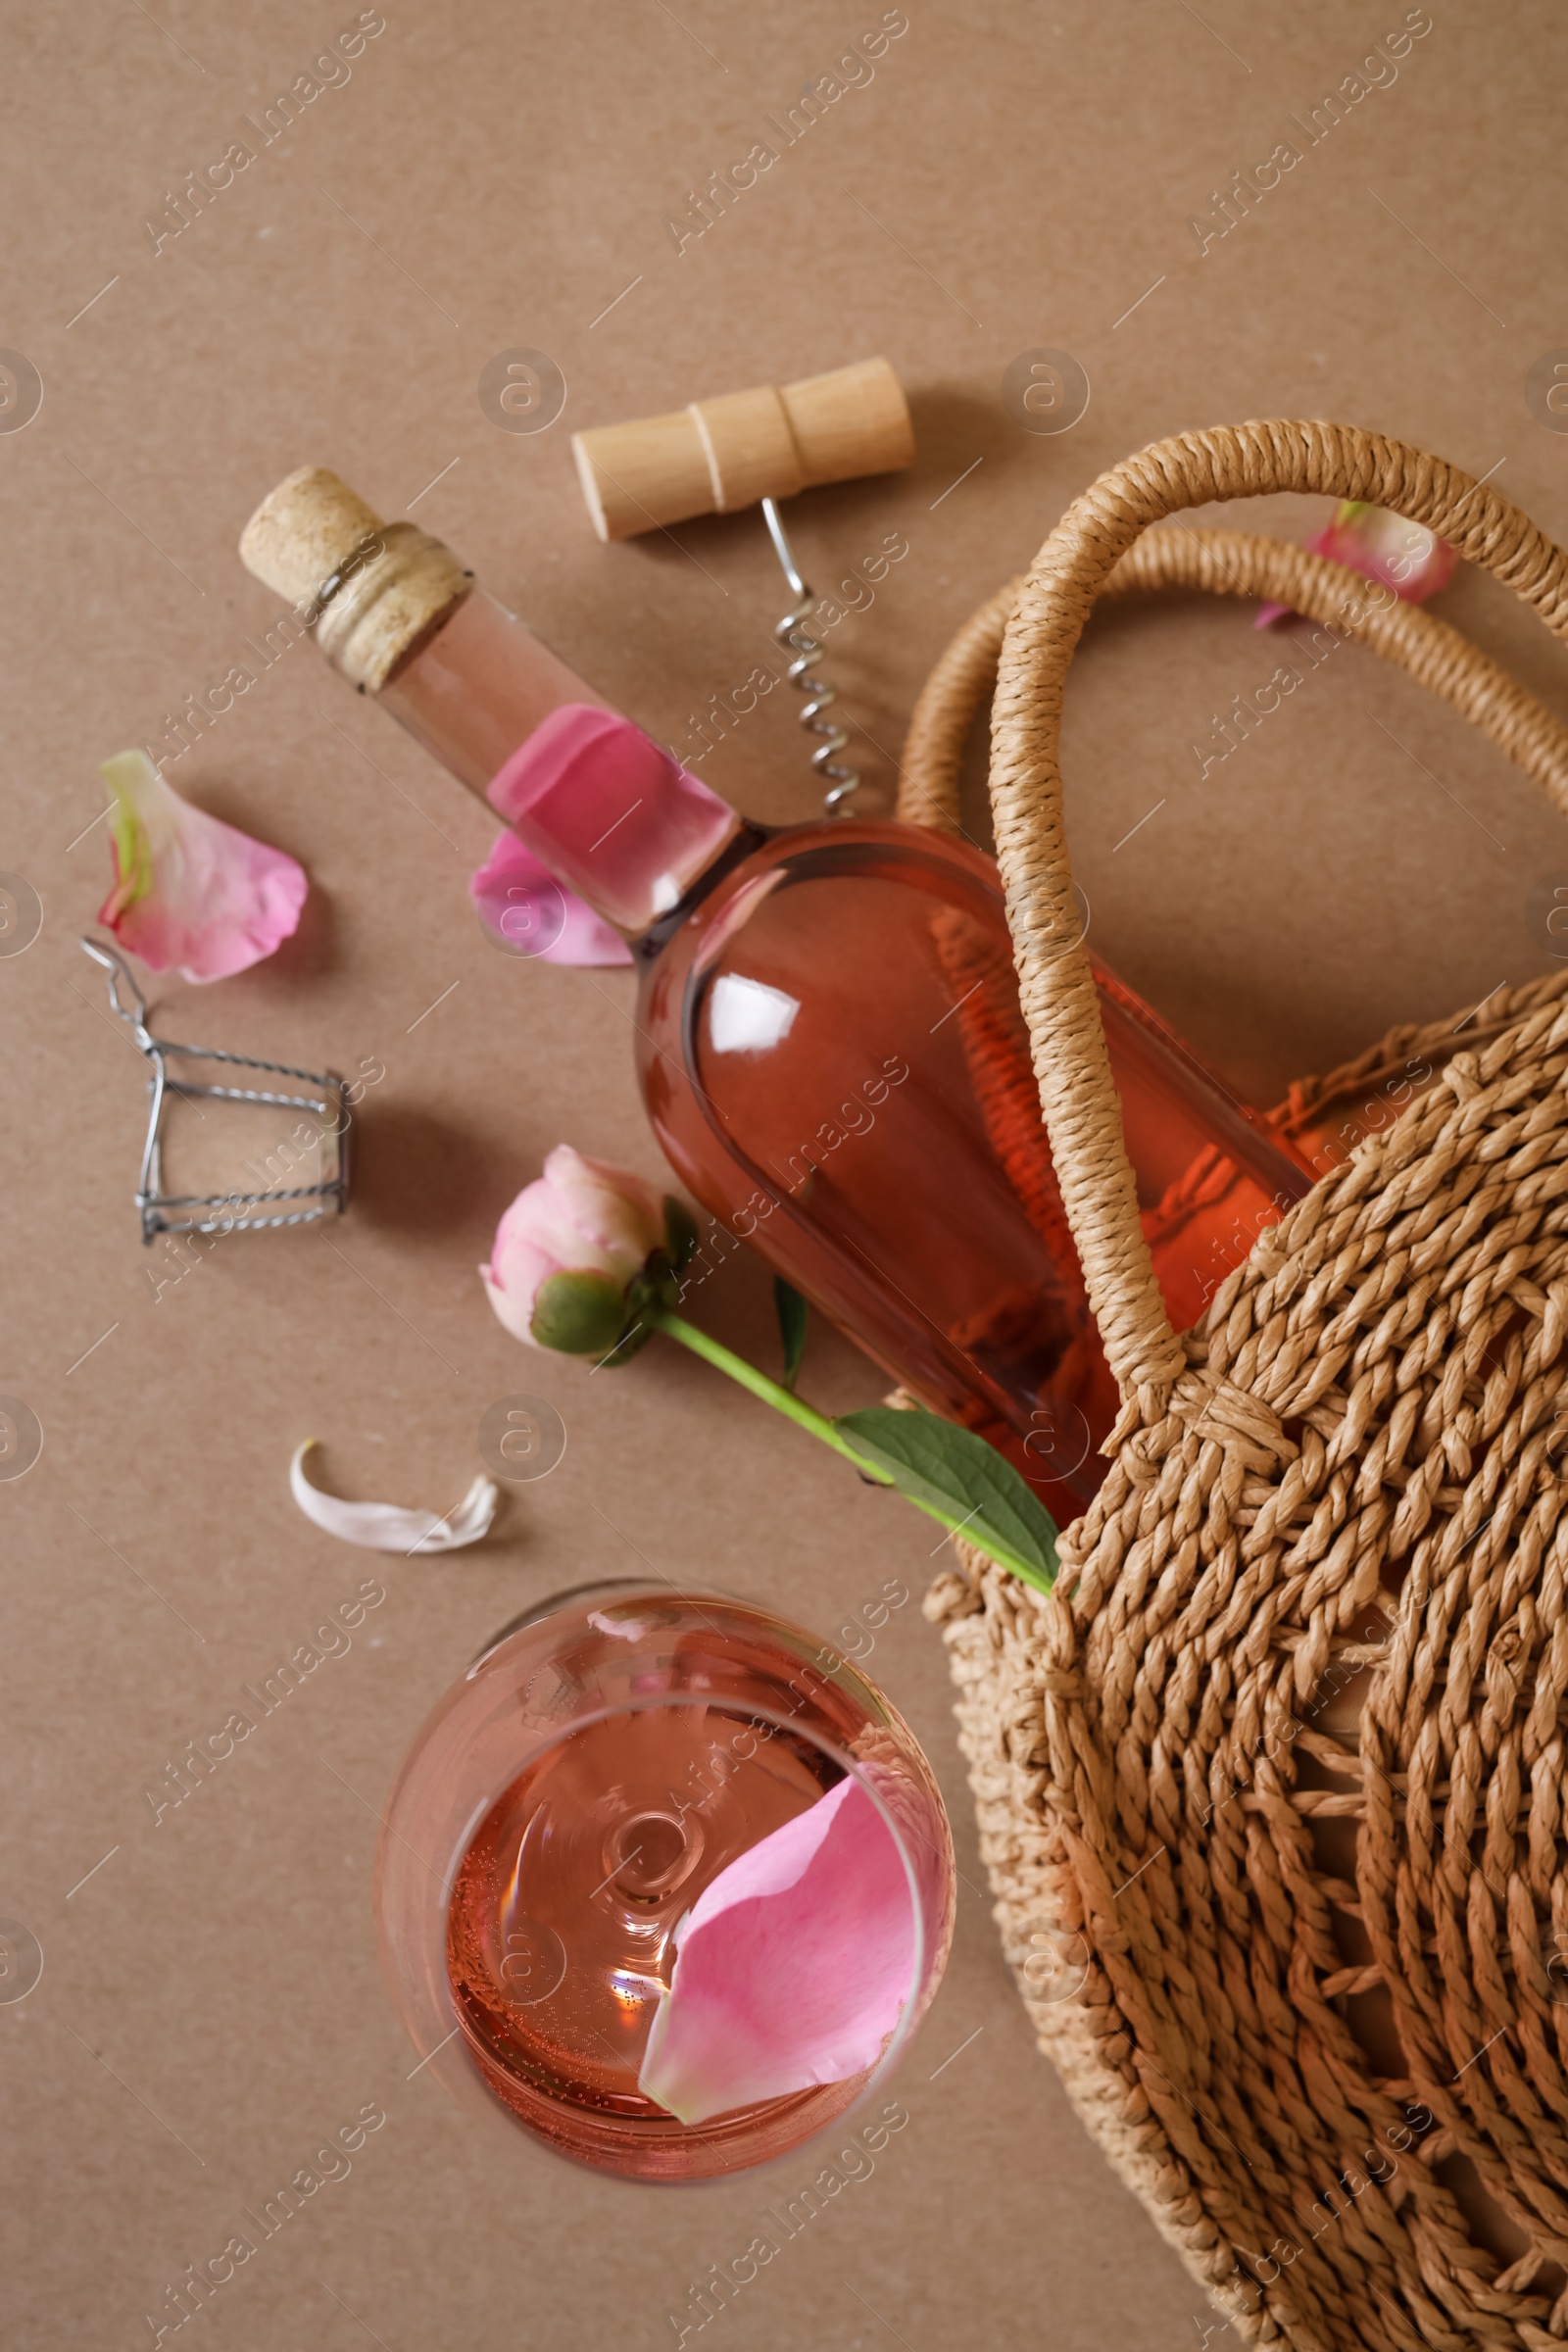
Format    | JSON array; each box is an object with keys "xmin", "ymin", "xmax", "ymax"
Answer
[
  {"xmin": 570, "ymin": 357, "xmax": 915, "ymax": 817},
  {"xmin": 760, "ymin": 496, "xmax": 859, "ymax": 815}
]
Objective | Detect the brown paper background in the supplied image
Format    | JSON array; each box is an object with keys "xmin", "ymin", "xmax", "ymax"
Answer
[{"xmin": 5, "ymin": 3, "xmax": 1568, "ymax": 2344}]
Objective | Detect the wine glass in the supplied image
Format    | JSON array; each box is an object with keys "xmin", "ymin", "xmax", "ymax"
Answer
[{"xmin": 375, "ymin": 1580, "xmax": 956, "ymax": 2181}]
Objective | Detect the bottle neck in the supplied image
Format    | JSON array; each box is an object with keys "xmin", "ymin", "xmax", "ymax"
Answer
[
  {"xmin": 334, "ymin": 560, "xmax": 743, "ymax": 937},
  {"xmin": 375, "ymin": 581, "xmax": 615, "ymax": 794},
  {"xmin": 633, "ymin": 820, "xmax": 775, "ymax": 962},
  {"xmin": 486, "ymin": 705, "xmax": 742, "ymax": 936},
  {"xmin": 299, "ymin": 517, "xmax": 472, "ymax": 693}
]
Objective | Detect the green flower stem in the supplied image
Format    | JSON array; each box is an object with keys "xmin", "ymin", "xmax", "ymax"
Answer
[
  {"xmin": 644, "ymin": 1308, "xmax": 887, "ymax": 1475},
  {"xmin": 644, "ymin": 1305, "xmax": 1015, "ymax": 1570}
]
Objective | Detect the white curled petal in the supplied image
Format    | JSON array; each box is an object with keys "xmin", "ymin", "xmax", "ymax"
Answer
[{"xmin": 289, "ymin": 1442, "xmax": 499, "ymax": 1553}]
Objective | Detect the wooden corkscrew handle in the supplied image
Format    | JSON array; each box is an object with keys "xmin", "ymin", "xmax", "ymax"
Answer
[{"xmin": 570, "ymin": 356, "xmax": 915, "ymax": 542}]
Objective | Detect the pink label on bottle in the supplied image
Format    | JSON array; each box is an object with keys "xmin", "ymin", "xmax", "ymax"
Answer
[{"xmin": 487, "ymin": 705, "xmax": 739, "ymax": 937}]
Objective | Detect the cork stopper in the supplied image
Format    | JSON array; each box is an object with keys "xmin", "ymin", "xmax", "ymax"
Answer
[
  {"xmin": 239, "ymin": 466, "xmax": 383, "ymax": 609},
  {"xmin": 238, "ymin": 465, "xmax": 471, "ymax": 692},
  {"xmin": 571, "ymin": 357, "xmax": 915, "ymax": 543}
]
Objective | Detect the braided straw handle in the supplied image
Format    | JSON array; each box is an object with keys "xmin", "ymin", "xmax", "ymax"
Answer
[
  {"xmin": 899, "ymin": 529, "xmax": 1568, "ymax": 837},
  {"xmin": 988, "ymin": 420, "xmax": 1568, "ymax": 1403}
]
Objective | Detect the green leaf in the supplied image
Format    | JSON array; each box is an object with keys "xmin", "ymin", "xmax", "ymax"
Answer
[
  {"xmin": 833, "ymin": 1406, "xmax": 1058, "ymax": 1592},
  {"xmin": 773, "ymin": 1277, "xmax": 808, "ymax": 1391},
  {"xmin": 530, "ymin": 1269, "xmax": 632, "ymax": 1356}
]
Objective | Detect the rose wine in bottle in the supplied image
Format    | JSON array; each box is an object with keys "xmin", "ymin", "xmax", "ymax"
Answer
[{"xmin": 240, "ymin": 470, "xmax": 1309, "ymax": 1522}]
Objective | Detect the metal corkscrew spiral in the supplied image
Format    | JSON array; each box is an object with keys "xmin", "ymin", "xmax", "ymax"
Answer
[{"xmin": 760, "ymin": 497, "xmax": 861, "ymax": 817}]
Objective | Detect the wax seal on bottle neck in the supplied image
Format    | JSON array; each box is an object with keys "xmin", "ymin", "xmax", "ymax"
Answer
[{"xmin": 238, "ymin": 465, "xmax": 471, "ymax": 692}]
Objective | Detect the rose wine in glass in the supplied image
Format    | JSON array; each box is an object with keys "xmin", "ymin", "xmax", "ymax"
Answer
[
  {"xmin": 241, "ymin": 473, "xmax": 1312, "ymax": 1523},
  {"xmin": 376, "ymin": 1583, "xmax": 955, "ymax": 2181}
]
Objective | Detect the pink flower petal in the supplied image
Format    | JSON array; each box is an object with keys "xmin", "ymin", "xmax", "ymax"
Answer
[
  {"xmin": 538, "ymin": 1144, "xmax": 665, "ymax": 1256},
  {"xmin": 469, "ymin": 832, "xmax": 631, "ymax": 966},
  {"xmin": 1314, "ymin": 502, "xmax": 1457, "ymax": 601},
  {"xmin": 1255, "ymin": 501, "xmax": 1457, "ymax": 629},
  {"xmin": 637, "ymin": 1771, "xmax": 915, "ymax": 2126},
  {"xmin": 97, "ymin": 751, "xmax": 307, "ymax": 984}
]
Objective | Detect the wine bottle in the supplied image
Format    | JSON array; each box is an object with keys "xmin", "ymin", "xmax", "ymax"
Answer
[{"xmin": 240, "ymin": 468, "xmax": 1308, "ymax": 1522}]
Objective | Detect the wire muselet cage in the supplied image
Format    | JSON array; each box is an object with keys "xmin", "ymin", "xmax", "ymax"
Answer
[{"xmin": 79, "ymin": 936, "xmax": 353, "ymax": 1245}]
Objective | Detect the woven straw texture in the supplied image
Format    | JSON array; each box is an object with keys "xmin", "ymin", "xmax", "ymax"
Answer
[{"xmin": 912, "ymin": 421, "xmax": 1568, "ymax": 2350}]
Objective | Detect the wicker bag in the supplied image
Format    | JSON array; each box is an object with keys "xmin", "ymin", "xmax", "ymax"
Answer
[{"xmin": 907, "ymin": 421, "xmax": 1568, "ymax": 2351}]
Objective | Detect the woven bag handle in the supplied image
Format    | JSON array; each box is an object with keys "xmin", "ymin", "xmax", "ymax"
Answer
[
  {"xmin": 898, "ymin": 529, "xmax": 1568, "ymax": 837},
  {"xmin": 988, "ymin": 419, "xmax": 1568, "ymax": 1400}
]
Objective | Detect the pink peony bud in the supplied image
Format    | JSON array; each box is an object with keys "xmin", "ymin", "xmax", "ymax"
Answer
[
  {"xmin": 97, "ymin": 750, "xmax": 308, "ymax": 983},
  {"xmin": 480, "ymin": 1145, "xmax": 681, "ymax": 1355},
  {"xmin": 1256, "ymin": 500, "xmax": 1457, "ymax": 628}
]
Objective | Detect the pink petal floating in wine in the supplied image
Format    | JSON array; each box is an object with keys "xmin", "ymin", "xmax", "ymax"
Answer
[
  {"xmin": 638, "ymin": 1771, "xmax": 915, "ymax": 2126},
  {"xmin": 97, "ymin": 750, "xmax": 308, "ymax": 983},
  {"xmin": 469, "ymin": 831, "xmax": 631, "ymax": 965}
]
